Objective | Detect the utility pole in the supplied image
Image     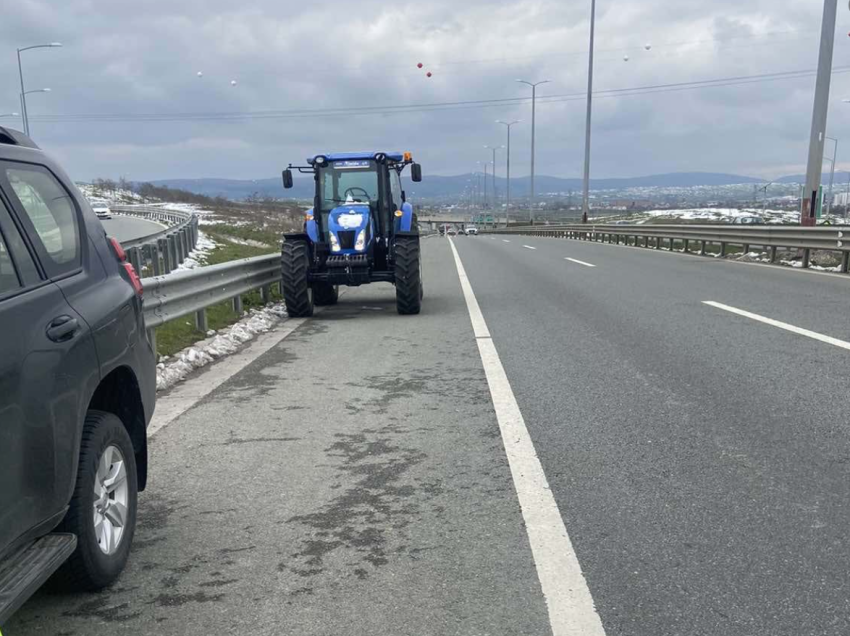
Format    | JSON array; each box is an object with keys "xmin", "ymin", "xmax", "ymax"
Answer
[
  {"xmin": 802, "ymin": 0, "xmax": 838, "ymax": 226},
  {"xmin": 581, "ymin": 0, "xmax": 596, "ymax": 223}
]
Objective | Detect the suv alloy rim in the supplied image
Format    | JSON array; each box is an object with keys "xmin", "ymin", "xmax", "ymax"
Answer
[{"xmin": 93, "ymin": 444, "xmax": 129, "ymax": 555}]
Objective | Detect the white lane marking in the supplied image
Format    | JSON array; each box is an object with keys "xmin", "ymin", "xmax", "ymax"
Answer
[
  {"xmin": 703, "ymin": 301, "xmax": 850, "ymax": 351},
  {"xmin": 503, "ymin": 239, "xmax": 511, "ymax": 243},
  {"xmin": 523, "ymin": 245, "xmax": 537, "ymax": 250},
  {"xmin": 448, "ymin": 239, "xmax": 606, "ymax": 636},
  {"xmin": 148, "ymin": 318, "xmax": 309, "ymax": 436},
  {"xmin": 565, "ymin": 257, "xmax": 596, "ymax": 268}
]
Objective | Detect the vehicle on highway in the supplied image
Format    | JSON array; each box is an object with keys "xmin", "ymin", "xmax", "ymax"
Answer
[
  {"xmin": 92, "ymin": 204, "xmax": 112, "ymax": 220},
  {"xmin": 281, "ymin": 151, "xmax": 424, "ymax": 315},
  {"xmin": 447, "ymin": 227, "xmax": 457, "ymax": 236},
  {"xmin": 0, "ymin": 126, "xmax": 155, "ymax": 625},
  {"xmin": 732, "ymin": 215, "xmax": 766, "ymax": 225},
  {"xmin": 465, "ymin": 226, "xmax": 479, "ymax": 235}
]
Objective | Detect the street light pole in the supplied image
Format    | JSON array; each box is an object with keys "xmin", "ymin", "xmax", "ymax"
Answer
[
  {"xmin": 826, "ymin": 136, "xmax": 838, "ymax": 216},
  {"xmin": 497, "ymin": 120, "xmax": 520, "ymax": 226},
  {"xmin": 801, "ymin": 0, "xmax": 837, "ymax": 226},
  {"xmin": 484, "ymin": 145, "xmax": 504, "ymax": 212},
  {"xmin": 16, "ymin": 43, "xmax": 62, "ymax": 136},
  {"xmin": 517, "ymin": 80, "xmax": 551, "ymax": 222},
  {"xmin": 483, "ymin": 162, "xmax": 489, "ymax": 209},
  {"xmin": 581, "ymin": 0, "xmax": 596, "ymax": 223}
]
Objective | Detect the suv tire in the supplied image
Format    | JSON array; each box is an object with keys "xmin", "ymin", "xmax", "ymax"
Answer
[{"xmin": 54, "ymin": 411, "xmax": 138, "ymax": 591}]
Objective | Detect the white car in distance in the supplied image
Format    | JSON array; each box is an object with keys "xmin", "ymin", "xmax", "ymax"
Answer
[{"xmin": 92, "ymin": 204, "xmax": 112, "ymax": 220}]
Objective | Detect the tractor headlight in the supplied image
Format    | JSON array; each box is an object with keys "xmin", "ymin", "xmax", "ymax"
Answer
[
  {"xmin": 329, "ymin": 233, "xmax": 341, "ymax": 252},
  {"xmin": 355, "ymin": 229, "xmax": 367, "ymax": 251}
]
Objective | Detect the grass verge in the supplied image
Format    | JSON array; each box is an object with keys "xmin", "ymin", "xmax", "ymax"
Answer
[{"xmin": 153, "ymin": 231, "xmax": 281, "ymax": 358}]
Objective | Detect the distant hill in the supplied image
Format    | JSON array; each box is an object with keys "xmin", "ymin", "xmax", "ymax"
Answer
[
  {"xmin": 775, "ymin": 171, "xmax": 850, "ymax": 184},
  {"xmin": 147, "ymin": 171, "xmax": 773, "ymax": 201}
]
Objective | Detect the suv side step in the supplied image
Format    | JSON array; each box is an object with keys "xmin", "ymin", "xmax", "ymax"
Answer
[{"xmin": 0, "ymin": 533, "xmax": 77, "ymax": 625}]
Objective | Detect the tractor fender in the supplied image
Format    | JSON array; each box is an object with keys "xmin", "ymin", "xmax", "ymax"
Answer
[
  {"xmin": 304, "ymin": 211, "xmax": 319, "ymax": 243},
  {"xmin": 399, "ymin": 202, "xmax": 415, "ymax": 233}
]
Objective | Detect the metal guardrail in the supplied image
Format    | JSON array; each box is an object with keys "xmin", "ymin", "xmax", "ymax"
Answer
[
  {"xmin": 485, "ymin": 223, "xmax": 850, "ymax": 272},
  {"xmin": 141, "ymin": 254, "xmax": 281, "ymax": 352},
  {"xmin": 110, "ymin": 205, "xmax": 200, "ymax": 276}
]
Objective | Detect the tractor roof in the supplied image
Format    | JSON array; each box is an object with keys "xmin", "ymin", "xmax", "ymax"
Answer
[{"xmin": 308, "ymin": 151, "xmax": 405, "ymax": 163}]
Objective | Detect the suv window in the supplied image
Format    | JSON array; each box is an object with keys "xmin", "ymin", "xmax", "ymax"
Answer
[
  {"xmin": 0, "ymin": 230, "xmax": 19, "ymax": 296},
  {"xmin": 3, "ymin": 164, "xmax": 81, "ymax": 276}
]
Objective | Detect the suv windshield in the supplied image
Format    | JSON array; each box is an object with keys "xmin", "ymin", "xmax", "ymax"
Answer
[{"xmin": 318, "ymin": 160, "xmax": 379, "ymax": 212}]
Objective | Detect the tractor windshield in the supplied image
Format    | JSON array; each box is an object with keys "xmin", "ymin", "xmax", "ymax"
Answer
[{"xmin": 317, "ymin": 160, "xmax": 379, "ymax": 212}]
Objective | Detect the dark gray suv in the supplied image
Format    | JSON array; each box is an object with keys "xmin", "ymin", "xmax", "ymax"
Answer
[{"xmin": 0, "ymin": 127, "xmax": 155, "ymax": 624}]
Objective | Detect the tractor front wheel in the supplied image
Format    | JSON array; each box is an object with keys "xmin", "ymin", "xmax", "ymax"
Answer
[
  {"xmin": 313, "ymin": 282, "xmax": 339, "ymax": 306},
  {"xmin": 394, "ymin": 237, "xmax": 422, "ymax": 315},
  {"xmin": 281, "ymin": 240, "xmax": 314, "ymax": 317}
]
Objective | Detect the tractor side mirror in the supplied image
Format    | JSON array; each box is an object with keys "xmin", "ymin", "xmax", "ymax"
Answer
[
  {"xmin": 411, "ymin": 163, "xmax": 422, "ymax": 183},
  {"xmin": 282, "ymin": 169, "xmax": 294, "ymax": 189}
]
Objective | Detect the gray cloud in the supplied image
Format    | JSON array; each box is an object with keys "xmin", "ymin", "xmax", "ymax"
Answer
[{"xmin": 2, "ymin": 0, "xmax": 849, "ymax": 182}]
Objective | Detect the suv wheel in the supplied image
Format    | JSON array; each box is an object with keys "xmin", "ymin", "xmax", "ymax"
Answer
[{"xmin": 54, "ymin": 411, "xmax": 138, "ymax": 590}]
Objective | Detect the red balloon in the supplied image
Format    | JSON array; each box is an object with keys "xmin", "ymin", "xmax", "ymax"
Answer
[
  {"xmin": 426, "ymin": 72, "xmax": 432, "ymax": 78},
  {"xmin": 417, "ymin": 62, "xmax": 423, "ymax": 68}
]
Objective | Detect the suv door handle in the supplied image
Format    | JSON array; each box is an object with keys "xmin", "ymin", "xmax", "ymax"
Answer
[{"xmin": 46, "ymin": 315, "xmax": 80, "ymax": 342}]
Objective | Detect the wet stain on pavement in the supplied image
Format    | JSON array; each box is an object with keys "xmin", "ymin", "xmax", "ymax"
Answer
[
  {"xmin": 152, "ymin": 591, "xmax": 226, "ymax": 607},
  {"xmin": 283, "ymin": 426, "xmax": 437, "ymax": 580},
  {"xmin": 63, "ymin": 597, "xmax": 142, "ymax": 623}
]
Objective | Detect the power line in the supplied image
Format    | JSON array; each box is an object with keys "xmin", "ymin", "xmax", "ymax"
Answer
[{"xmin": 31, "ymin": 65, "xmax": 850, "ymax": 124}]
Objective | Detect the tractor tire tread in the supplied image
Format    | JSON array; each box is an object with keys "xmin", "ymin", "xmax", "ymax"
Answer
[
  {"xmin": 281, "ymin": 240, "xmax": 314, "ymax": 317},
  {"xmin": 395, "ymin": 238, "xmax": 422, "ymax": 315}
]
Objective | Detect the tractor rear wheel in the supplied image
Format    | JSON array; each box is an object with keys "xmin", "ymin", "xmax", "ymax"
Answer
[
  {"xmin": 281, "ymin": 240, "xmax": 314, "ymax": 317},
  {"xmin": 394, "ymin": 237, "xmax": 422, "ymax": 315},
  {"xmin": 313, "ymin": 282, "xmax": 339, "ymax": 306}
]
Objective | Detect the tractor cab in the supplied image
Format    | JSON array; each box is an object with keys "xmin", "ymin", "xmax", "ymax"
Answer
[{"xmin": 281, "ymin": 151, "xmax": 424, "ymax": 316}]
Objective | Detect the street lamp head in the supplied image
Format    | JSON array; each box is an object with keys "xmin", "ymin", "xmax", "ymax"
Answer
[
  {"xmin": 49, "ymin": 42, "xmax": 63, "ymax": 47},
  {"xmin": 42, "ymin": 88, "xmax": 51, "ymax": 92}
]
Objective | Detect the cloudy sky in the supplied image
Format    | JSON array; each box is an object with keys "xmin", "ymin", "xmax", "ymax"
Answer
[{"xmin": 3, "ymin": 0, "xmax": 850, "ymax": 182}]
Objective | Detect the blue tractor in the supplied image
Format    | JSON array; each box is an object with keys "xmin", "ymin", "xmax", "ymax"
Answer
[{"xmin": 281, "ymin": 151, "xmax": 424, "ymax": 316}]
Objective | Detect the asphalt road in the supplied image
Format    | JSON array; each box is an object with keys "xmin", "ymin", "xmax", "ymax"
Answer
[
  {"xmin": 7, "ymin": 235, "xmax": 850, "ymax": 635},
  {"xmin": 99, "ymin": 215, "xmax": 165, "ymax": 244}
]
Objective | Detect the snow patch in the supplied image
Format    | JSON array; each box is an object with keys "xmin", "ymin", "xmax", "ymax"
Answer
[
  {"xmin": 156, "ymin": 303, "xmax": 288, "ymax": 392},
  {"xmin": 173, "ymin": 231, "xmax": 217, "ymax": 271}
]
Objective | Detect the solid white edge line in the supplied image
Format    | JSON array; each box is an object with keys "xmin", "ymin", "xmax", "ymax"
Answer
[
  {"xmin": 703, "ymin": 301, "xmax": 850, "ymax": 351},
  {"xmin": 565, "ymin": 257, "xmax": 596, "ymax": 268},
  {"xmin": 524, "ymin": 245, "xmax": 537, "ymax": 250},
  {"xmin": 448, "ymin": 238, "xmax": 606, "ymax": 636},
  {"xmin": 148, "ymin": 318, "xmax": 309, "ymax": 436}
]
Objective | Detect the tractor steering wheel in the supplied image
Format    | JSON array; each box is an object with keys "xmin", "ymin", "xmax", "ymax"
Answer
[{"xmin": 343, "ymin": 187, "xmax": 370, "ymax": 202}]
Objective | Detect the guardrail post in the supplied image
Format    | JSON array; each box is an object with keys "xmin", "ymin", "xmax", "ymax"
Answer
[
  {"xmin": 260, "ymin": 284, "xmax": 271, "ymax": 303},
  {"xmin": 128, "ymin": 247, "xmax": 142, "ymax": 273},
  {"xmin": 699, "ymin": 240, "xmax": 706, "ymax": 255},
  {"xmin": 655, "ymin": 237, "xmax": 661, "ymax": 250},
  {"xmin": 720, "ymin": 242, "xmax": 727, "ymax": 257},
  {"xmin": 181, "ymin": 228, "xmax": 190, "ymax": 258},
  {"xmin": 683, "ymin": 239, "xmax": 689, "ymax": 253},
  {"xmin": 149, "ymin": 243, "xmax": 162, "ymax": 276},
  {"xmin": 770, "ymin": 246, "xmax": 778, "ymax": 264},
  {"xmin": 842, "ymin": 251, "xmax": 850, "ymax": 273},
  {"xmin": 158, "ymin": 238, "xmax": 171, "ymax": 274},
  {"xmin": 743, "ymin": 243, "xmax": 750, "ymax": 254},
  {"xmin": 168, "ymin": 234, "xmax": 178, "ymax": 269},
  {"xmin": 195, "ymin": 308, "xmax": 208, "ymax": 332},
  {"xmin": 802, "ymin": 248, "xmax": 811, "ymax": 269},
  {"xmin": 177, "ymin": 231, "xmax": 186, "ymax": 264},
  {"xmin": 232, "ymin": 294, "xmax": 244, "ymax": 315}
]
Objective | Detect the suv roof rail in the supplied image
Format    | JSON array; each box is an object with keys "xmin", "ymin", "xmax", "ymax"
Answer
[{"xmin": 0, "ymin": 126, "xmax": 40, "ymax": 150}]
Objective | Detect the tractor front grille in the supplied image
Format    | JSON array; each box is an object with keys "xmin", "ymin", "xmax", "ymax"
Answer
[{"xmin": 337, "ymin": 230, "xmax": 356, "ymax": 249}]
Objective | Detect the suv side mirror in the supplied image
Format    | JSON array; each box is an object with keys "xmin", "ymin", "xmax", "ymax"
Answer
[
  {"xmin": 282, "ymin": 169, "xmax": 294, "ymax": 189},
  {"xmin": 411, "ymin": 163, "xmax": 422, "ymax": 183}
]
